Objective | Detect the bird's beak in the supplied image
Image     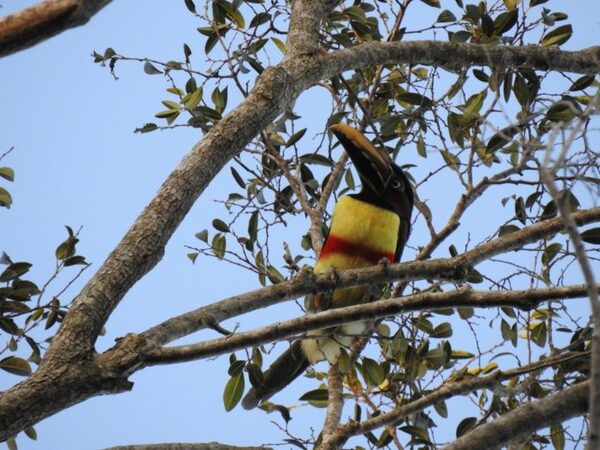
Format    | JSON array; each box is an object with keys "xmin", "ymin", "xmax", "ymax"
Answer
[{"xmin": 330, "ymin": 124, "xmax": 393, "ymax": 196}]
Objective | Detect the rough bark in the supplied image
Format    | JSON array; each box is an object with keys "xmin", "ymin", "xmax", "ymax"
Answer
[
  {"xmin": 104, "ymin": 444, "xmax": 269, "ymax": 450},
  {"xmin": 0, "ymin": 0, "xmax": 112, "ymax": 58},
  {"xmin": 442, "ymin": 382, "xmax": 589, "ymax": 450}
]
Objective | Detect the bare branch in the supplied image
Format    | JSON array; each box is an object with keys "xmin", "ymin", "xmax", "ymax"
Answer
[
  {"xmin": 0, "ymin": 0, "xmax": 112, "ymax": 58},
  {"xmin": 144, "ymin": 284, "xmax": 593, "ymax": 365},
  {"xmin": 322, "ymin": 363, "xmax": 344, "ymax": 444},
  {"xmin": 104, "ymin": 444, "xmax": 269, "ymax": 450},
  {"xmin": 327, "ymin": 41, "xmax": 600, "ymax": 76}
]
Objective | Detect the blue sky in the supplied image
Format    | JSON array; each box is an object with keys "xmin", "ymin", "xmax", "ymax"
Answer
[{"xmin": 1, "ymin": 1, "xmax": 599, "ymax": 449}]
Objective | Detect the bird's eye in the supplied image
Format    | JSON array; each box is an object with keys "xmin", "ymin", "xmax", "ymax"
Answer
[{"xmin": 390, "ymin": 178, "xmax": 403, "ymax": 190}]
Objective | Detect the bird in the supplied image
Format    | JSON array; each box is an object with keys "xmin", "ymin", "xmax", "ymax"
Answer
[{"xmin": 241, "ymin": 123, "xmax": 414, "ymax": 410}]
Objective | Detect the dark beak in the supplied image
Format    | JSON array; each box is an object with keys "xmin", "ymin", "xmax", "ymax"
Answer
[{"xmin": 330, "ymin": 124, "xmax": 393, "ymax": 196}]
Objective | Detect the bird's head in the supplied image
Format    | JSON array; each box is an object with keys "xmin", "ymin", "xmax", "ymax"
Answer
[{"xmin": 330, "ymin": 123, "xmax": 414, "ymax": 220}]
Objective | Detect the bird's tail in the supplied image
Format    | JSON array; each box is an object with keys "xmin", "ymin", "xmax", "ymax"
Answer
[{"xmin": 242, "ymin": 340, "xmax": 308, "ymax": 410}]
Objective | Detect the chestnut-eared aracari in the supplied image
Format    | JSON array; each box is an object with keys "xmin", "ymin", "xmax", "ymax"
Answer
[{"xmin": 242, "ymin": 124, "xmax": 414, "ymax": 410}]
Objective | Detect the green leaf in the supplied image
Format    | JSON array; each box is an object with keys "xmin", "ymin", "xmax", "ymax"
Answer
[
  {"xmin": 299, "ymin": 388, "xmax": 329, "ymax": 401},
  {"xmin": 434, "ymin": 400, "xmax": 448, "ymax": 418},
  {"xmin": 0, "ymin": 262, "xmax": 32, "ymax": 282},
  {"xmin": 286, "ymin": 128, "xmax": 307, "ymax": 148},
  {"xmin": 546, "ymin": 101, "xmax": 576, "ymax": 122},
  {"xmin": 343, "ymin": 6, "xmax": 367, "ymax": 23},
  {"xmin": 497, "ymin": 11, "xmax": 518, "ymax": 36},
  {"xmin": 582, "ymin": 227, "xmax": 600, "ymax": 245},
  {"xmin": 212, "ymin": 234, "xmax": 226, "ymax": 259},
  {"xmin": 400, "ymin": 425, "xmax": 430, "ymax": 441},
  {"xmin": 0, "ymin": 187, "xmax": 13, "ymax": 208},
  {"xmin": 419, "ymin": 0, "xmax": 440, "ymax": 7},
  {"xmin": 501, "ymin": 319, "xmax": 514, "ymax": 341},
  {"xmin": 463, "ymin": 91, "xmax": 486, "ymax": 119},
  {"xmin": 228, "ymin": 360, "xmax": 245, "ymax": 376},
  {"xmin": 451, "ymin": 350, "xmax": 475, "ymax": 359},
  {"xmin": 223, "ymin": 372, "xmax": 244, "ymax": 411},
  {"xmin": 416, "ymin": 135, "xmax": 427, "ymax": 158},
  {"xmin": 211, "ymin": 87, "xmax": 226, "ymax": 114},
  {"xmin": 0, "ymin": 356, "xmax": 32, "ymax": 376},
  {"xmin": 103, "ymin": 47, "xmax": 116, "ymax": 60},
  {"xmin": 569, "ymin": 75, "xmax": 595, "ymax": 92},
  {"xmin": 230, "ymin": 167, "xmax": 246, "ymax": 189},
  {"xmin": 397, "ymin": 92, "xmax": 433, "ymax": 108},
  {"xmin": 0, "ymin": 167, "xmax": 14, "ymax": 182},
  {"xmin": 143, "ymin": 61, "xmax": 162, "ymax": 75},
  {"xmin": 541, "ymin": 24, "xmax": 572, "ymax": 47},
  {"xmin": 437, "ymin": 10, "xmax": 457, "ymax": 22},
  {"xmin": 6, "ymin": 438, "xmax": 16, "ymax": 450},
  {"xmin": 456, "ymin": 417, "xmax": 477, "ymax": 437},
  {"xmin": 185, "ymin": 87, "xmax": 203, "ymax": 110},
  {"xmin": 363, "ymin": 357, "xmax": 385, "ymax": 385},
  {"xmin": 195, "ymin": 229, "xmax": 208, "ymax": 242},
  {"xmin": 212, "ymin": 219, "xmax": 230, "ymax": 233},
  {"xmin": 458, "ymin": 307, "xmax": 474, "ymax": 320},
  {"xmin": 248, "ymin": 210, "xmax": 258, "ymax": 240},
  {"xmin": 271, "ymin": 37, "xmax": 286, "ymax": 54},
  {"xmin": 550, "ymin": 423, "xmax": 565, "ymax": 450},
  {"xmin": 247, "ymin": 363, "xmax": 264, "ymax": 388},
  {"xmin": 542, "ymin": 243, "xmax": 562, "ymax": 265},
  {"xmin": 24, "ymin": 426, "xmax": 37, "ymax": 441},
  {"xmin": 431, "ymin": 322, "xmax": 453, "ymax": 338},
  {"xmin": 515, "ymin": 196, "xmax": 526, "ymax": 224},
  {"xmin": 55, "ymin": 237, "xmax": 77, "ymax": 260},
  {"xmin": 63, "ymin": 256, "xmax": 87, "ymax": 266},
  {"xmin": 250, "ymin": 12, "xmax": 270, "ymax": 28},
  {"xmin": 134, "ymin": 123, "xmax": 158, "ymax": 133},
  {"xmin": 184, "ymin": 0, "xmax": 196, "ymax": 13},
  {"xmin": 440, "ymin": 150, "xmax": 460, "ymax": 170},
  {"xmin": 187, "ymin": 252, "xmax": 198, "ymax": 263},
  {"xmin": 0, "ymin": 318, "xmax": 19, "ymax": 335},
  {"xmin": 219, "ymin": 0, "xmax": 245, "ymax": 28},
  {"xmin": 154, "ymin": 109, "xmax": 180, "ymax": 119},
  {"xmin": 498, "ymin": 224, "xmax": 520, "ymax": 237},
  {"xmin": 424, "ymin": 347, "xmax": 447, "ymax": 368}
]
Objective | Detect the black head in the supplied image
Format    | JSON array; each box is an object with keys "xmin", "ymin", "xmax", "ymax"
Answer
[{"xmin": 330, "ymin": 123, "xmax": 414, "ymax": 221}]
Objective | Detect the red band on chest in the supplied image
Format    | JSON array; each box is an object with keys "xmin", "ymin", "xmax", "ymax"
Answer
[{"xmin": 319, "ymin": 234, "xmax": 396, "ymax": 263}]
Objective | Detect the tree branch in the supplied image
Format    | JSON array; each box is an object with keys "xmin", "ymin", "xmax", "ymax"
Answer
[
  {"xmin": 326, "ymin": 41, "xmax": 600, "ymax": 76},
  {"xmin": 144, "ymin": 284, "xmax": 594, "ymax": 365},
  {"xmin": 0, "ymin": 0, "xmax": 112, "ymax": 58},
  {"xmin": 442, "ymin": 381, "xmax": 589, "ymax": 450},
  {"xmin": 104, "ymin": 444, "xmax": 269, "ymax": 450}
]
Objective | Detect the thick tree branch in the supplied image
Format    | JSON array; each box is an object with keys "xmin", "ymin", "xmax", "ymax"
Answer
[
  {"xmin": 104, "ymin": 444, "xmax": 269, "ymax": 450},
  {"xmin": 0, "ymin": 0, "xmax": 112, "ymax": 58},
  {"xmin": 322, "ymin": 363, "xmax": 344, "ymax": 443},
  {"xmin": 327, "ymin": 41, "xmax": 600, "ymax": 76},
  {"xmin": 144, "ymin": 284, "xmax": 593, "ymax": 365},
  {"xmin": 442, "ymin": 381, "xmax": 589, "ymax": 450},
  {"xmin": 285, "ymin": 0, "xmax": 329, "ymax": 58}
]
